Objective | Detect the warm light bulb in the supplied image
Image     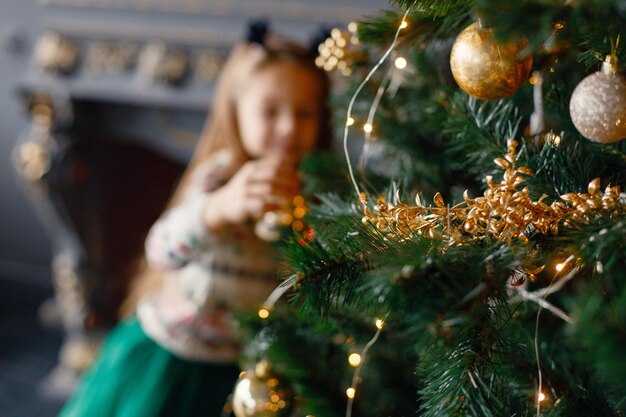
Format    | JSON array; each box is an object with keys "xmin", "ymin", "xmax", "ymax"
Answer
[
  {"xmin": 400, "ymin": 20, "xmax": 408, "ymax": 29},
  {"xmin": 537, "ymin": 391, "xmax": 546, "ymax": 402},
  {"xmin": 293, "ymin": 207, "xmax": 307, "ymax": 219},
  {"xmin": 363, "ymin": 123, "xmax": 373, "ymax": 133},
  {"xmin": 346, "ymin": 387, "xmax": 356, "ymax": 399},
  {"xmin": 281, "ymin": 213, "xmax": 294, "ymax": 225},
  {"xmin": 394, "ymin": 57, "xmax": 407, "ymax": 69},
  {"xmin": 348, "ymin": 353, "xmax": 362, "ymax": 367},
  {"xmin": 348, "ymin": 22, "xmax": 358, "ymax": 33},
  {"xmin": 258, "ymin": 308, "xmax": 270, "ymax": 319},
  {"xmin": 555, "ymin": 263, "xmax": 565, "ymax": 272},
  {"xmin": 375, "ymin": 318, "xmax": 384, "ymax": 329},
  {"xmin": 293, "ymin": 195, "xmax": 305, "ymax": 206},
  {"xmin": 346, "ymin": 117, "xmax": 355, "ymax": 126}
]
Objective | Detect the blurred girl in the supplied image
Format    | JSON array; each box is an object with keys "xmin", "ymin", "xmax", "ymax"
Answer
[{"xmin": 59, "ymin": 23, "xmax": 330, "ymax": 417}]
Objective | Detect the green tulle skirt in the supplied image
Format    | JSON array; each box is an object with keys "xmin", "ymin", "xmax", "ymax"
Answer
[{"xmin": 58, "ymin": 317, "xmax": 240, "ymax": 417}]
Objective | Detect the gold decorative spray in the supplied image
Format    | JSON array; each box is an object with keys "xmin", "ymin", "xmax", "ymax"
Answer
[{"xmin": 361, "ymin": 139, "xmax": 625, "ymax": 245}]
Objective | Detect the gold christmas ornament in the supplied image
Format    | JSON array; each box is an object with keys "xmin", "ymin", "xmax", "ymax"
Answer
[
  {"xmin": 449, "ymin": 22, "xmax": 533, "ymax": 100},
  {"xmin": 569, "ymin": 55, "xmax": 626, "ymax": 143},
  {"xmin": 232, "ymin": 360, "xmax": 293, "ymax": 417}
]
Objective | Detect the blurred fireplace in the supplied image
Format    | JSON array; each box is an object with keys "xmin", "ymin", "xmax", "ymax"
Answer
[
  {"xmin": 14, "ymin": 94, "xmax": 203, "ymax": 397},
  {"xmin": 47, "ymin": 100, "xmax": 195, "ymax": 329},
  {"xmin": 13, "ymin": 18, "xmax": 230, "ymax": 397}
]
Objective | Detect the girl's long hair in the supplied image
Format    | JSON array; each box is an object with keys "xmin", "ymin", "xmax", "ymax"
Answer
[{"xmin": 120, "ymin": 38, "xmax": 331, "ymax": 316}]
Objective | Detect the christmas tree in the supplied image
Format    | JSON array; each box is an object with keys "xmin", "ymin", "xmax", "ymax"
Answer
[{"xmin": 231, "ymin": 1, "xmax": 626, "ymax": 416}]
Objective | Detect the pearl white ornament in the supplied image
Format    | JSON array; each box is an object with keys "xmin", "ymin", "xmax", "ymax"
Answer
[{"xmin": 569, "ymin": 55, "xmax": 626, "ymax": 143}]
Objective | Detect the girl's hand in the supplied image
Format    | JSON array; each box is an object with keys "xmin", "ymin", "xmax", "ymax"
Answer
[{"xmin": 203, "ymin": 156, "xmax": 299, "ymax": 231}]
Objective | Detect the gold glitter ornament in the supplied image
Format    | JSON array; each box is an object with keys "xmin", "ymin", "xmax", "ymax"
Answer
[
  {"xmin": 315, "ymin": 26, "xmax": 364, "ymax": 76},
  {"xmin": 569, "ymin": 55, "xmax": 626, "ymax": 143},
  {"xmin": 232, "ymin": 360, "xmax": 294, "ymax": 417},
  {"xmin": 450, "ymin": 22, "xmax": 533, "ymax": 100}
]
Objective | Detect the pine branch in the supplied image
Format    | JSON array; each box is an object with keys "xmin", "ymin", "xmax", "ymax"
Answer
[
  {"xmin": 517, "ymin": 138, "xmax": 626, "ymax": 200},
  {"xmin": 239, "ymin": 2, "xmax": 626, "ymax": 415},
  {"xmin": 265, "ymin": 322, "xmax": 347, "ymax": 417},
  {"xmin": 562, "ymin": 219, "xmax": 626, "ymax": 399},
  {"xmin": 417, "ymin": 337, "xmax": 530, "ymax": 417},
  {"xmin": 389, "ymin": 0, "xmax": 469, "ymax": 16},
  {"xmin": 445, "ymin": 94, "xmax": 521, "ymax": 182},
  {"xmin": 357, "ymin": 7, "xmax": 472, "ymax": 47}
]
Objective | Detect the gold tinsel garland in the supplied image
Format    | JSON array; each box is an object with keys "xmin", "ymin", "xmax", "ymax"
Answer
[{"xmin": 361, "ymin": 139, "xmax": 625, "ymax": 246}]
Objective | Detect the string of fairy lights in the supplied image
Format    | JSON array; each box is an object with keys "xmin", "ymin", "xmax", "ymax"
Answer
[
  {"xmin": 251, "ymin": 13, "xmax": 412, "ymax": 417},
  {"xmin": 340, "ymin": 9, "xmax": 411, "ymax": 200},
  {"xmin": 258, "ymin": 283, "xmax": 389, "ymax": 417}
]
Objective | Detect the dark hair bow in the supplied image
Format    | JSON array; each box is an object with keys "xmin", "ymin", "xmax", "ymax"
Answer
[
  {"xmin": 245, "ymin": 19, "xmax": 334, "ymax": 60},
  {"xmin": 246, "ymin": 19, "xmax": 270, "ymax": 45}
]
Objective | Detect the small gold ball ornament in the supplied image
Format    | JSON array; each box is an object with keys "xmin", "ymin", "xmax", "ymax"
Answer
[
  {"xmin": 569, "ymin": 55, "xmax": 626, "ymax": 143},
  {"xmin": 449, "ymin": 22, "xmax": 533, "ymax": 100},
  {"xmin": 232, "ymin": 360, "xmax": 294, "ymax": 417}
]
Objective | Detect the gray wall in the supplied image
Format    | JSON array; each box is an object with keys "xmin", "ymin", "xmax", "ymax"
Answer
[{"xmin": 0, "ymin": 0, "xmax": 50, "ymax": 284}]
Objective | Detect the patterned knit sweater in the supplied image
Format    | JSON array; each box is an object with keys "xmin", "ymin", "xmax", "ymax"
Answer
[{"xmin": 137, "ymin": 152, "xmax": 280, "ymax": 362}]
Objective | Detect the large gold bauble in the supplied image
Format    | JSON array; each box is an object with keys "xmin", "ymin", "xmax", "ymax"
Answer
[
  {"xmin": 569, "ymin": 55, "xmax": 626, "ymax": 143},
  {"xmin": 232, "ymin": 360, "xmax": 293, "ymax": 417},
  {"xmin": 449, "ymin": 23, "xmax": 533, "ymax": 100}
]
